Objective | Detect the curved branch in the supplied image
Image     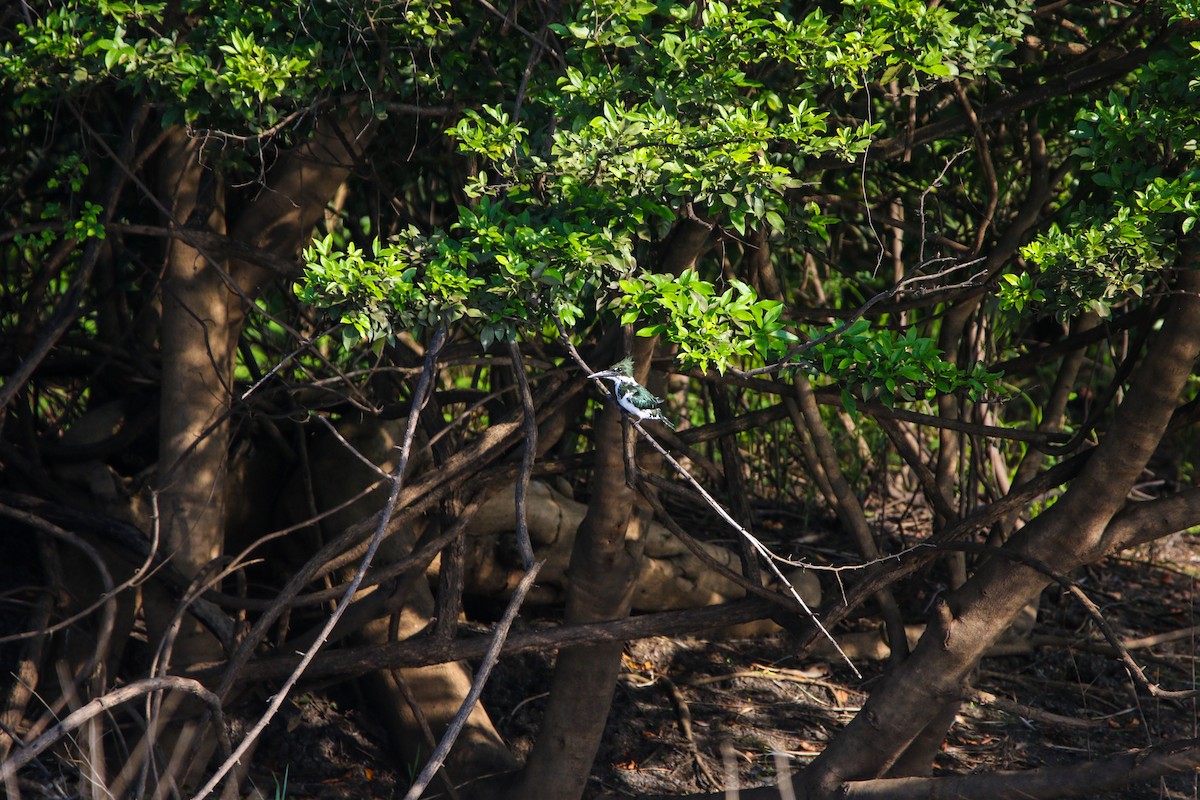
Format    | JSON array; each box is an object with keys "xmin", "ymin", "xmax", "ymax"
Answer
[
  {"xmin": 188, "ymin": 598, "xmax": 774, "ymax": 685},
  {"xmin": 1103, "ymin": 485, "xmax": 1200, "ymax": 553},
  {"xmin": 1, "ymin": 677, "xmax": 228, "ymax": 781},
  {"xmin": 841, "ymin": 738, "xmax": 1200, "ymax": 800}
]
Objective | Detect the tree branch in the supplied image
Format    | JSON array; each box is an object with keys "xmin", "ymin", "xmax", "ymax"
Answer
[{"xmin": 841, "ymin": 738, "xmax": 1200, "ymax": 800}]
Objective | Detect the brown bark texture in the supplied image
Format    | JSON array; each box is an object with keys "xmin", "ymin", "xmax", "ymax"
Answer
[{"xmin": 796, "ymin": 267, "xmax": 1200, "ymax": 797}]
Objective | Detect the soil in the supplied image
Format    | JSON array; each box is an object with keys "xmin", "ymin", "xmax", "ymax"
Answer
[
  {"xmin": 238, "ymin": 533, "xmax": 1200, "ymax": 800},
  {"xmin": 9, "ymin": 522, "xmax": 1194, "ymax": 800}
]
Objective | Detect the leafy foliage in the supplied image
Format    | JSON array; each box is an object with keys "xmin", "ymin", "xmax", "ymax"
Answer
[
  {"xmin": 1022, "ymin": 39, "xmax": 1200, "ymax": 317},
  {"xmin": 804, "ymin": 320, "xmax": 1000, "ymax": 411},
  {"xmin": 2, "ymin": 1, "xmax": 462, "ymax": 134},
  {"xmin": 297, "ymin": 0, "xmax": 1029, "ymax": 404}
]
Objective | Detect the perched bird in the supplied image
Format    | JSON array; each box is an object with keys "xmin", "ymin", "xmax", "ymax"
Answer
[{"xmin": 589, "ymin": 357, "xmax": 675, "ymax": 429}]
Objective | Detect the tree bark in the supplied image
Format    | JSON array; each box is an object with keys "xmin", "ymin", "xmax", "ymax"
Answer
[
  {"xmin": 145, "ymin": 113, "xmax": 373, "ymax": 793},
  {"xmin": 149, "ymin": 126, "xmax": 236, "ymax": 795},
  {"xmin": 508, "ymin": 362, "xmax": 649, "ymax": 799},
  {"xmin": 797, "ymin": 266, "xmax": 1200, "ymax": 796}
]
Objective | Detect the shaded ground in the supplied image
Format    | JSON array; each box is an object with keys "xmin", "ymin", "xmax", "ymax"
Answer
[
  {"xmin": 242, "ymin": 533, "xmax": 1199, "ymax": 799},
  {"xmin": 9, "ymin": 519, "xmax": 1193, "ymax": 799}
]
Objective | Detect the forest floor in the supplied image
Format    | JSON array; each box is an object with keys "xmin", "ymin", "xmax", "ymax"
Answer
[{"xmin": 243, "ymin": 530, "xmax": 1200, "ymax": 800}]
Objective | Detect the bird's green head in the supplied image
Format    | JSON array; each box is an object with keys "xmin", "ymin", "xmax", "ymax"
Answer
[{"xmin": 589, "ymin": 356, "xmax": 635, "ymax": 380}]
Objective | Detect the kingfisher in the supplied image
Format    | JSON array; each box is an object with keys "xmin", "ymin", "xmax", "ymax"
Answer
[{"xmin": 589, "ymin": 357, "xmax": 675, "ymax": 429}]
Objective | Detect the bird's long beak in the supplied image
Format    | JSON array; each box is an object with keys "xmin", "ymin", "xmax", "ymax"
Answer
[{"xmin": 588, "ymin": 369, "xmax": 619, "ymax": 379}]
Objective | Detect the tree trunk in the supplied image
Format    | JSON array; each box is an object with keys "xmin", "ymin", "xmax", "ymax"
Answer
[
  {"xmin": 796, "ymin": 266, "xmax": 1200, "ymax": 796},
  {"xmin": 144, "ymin": 113, "xmax": 373, "ymax": 793},
  {"xmin": 147, "ymin": 128, "xmax": 237, "ymax": 795},
  {"xmin": 508, "ymin": 369, "xmax": 649, "ymax": 799}
]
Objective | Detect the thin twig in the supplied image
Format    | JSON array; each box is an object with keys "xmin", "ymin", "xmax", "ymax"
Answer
[
  {"xmin": 401, "ymin": 561, "xmax": 542, "ymax": 800},
  {"xmin": 190, "ymin": 326, "xmax": 449, "ymax": 800},
  {"xmin": 556, "ymin": 333, "xmax": 861, "ymax": 677},
  {"xmin": 310, "ymin": 414, "xmax": 394, "ymax": 479}
]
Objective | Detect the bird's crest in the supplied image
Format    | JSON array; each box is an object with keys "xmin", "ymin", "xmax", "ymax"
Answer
[{"xmin": 606, "ymin": 356, "xmax": 634, "ymax": 377}]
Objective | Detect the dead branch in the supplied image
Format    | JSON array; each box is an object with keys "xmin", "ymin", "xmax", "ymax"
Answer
[
  {"xmin": 188, "ymin": 598, "xmax": 774, "ymax": 684},
  {"xmin": 963, "ymin": 688, "xmax": 1106, "ymax": 730},
  {"xmin": 1, "ymin": 677, "xmax": 229, "ymax": 783},
  {"xmin": 840, "ymin": 738, "xmax": 1200, "ymax": 800},
  {"xmin": 401, "ymin": 561, "xmax": 542, "ymax": 800}
]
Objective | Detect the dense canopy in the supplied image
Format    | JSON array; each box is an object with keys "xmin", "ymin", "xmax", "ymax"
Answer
[{"xmin": 2, "ymin": 2, "xmax": 1199, "ymax": 799}]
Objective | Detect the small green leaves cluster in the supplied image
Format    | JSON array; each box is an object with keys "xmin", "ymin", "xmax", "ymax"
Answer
[
  {"xmin": 299, "ymin": 194, "xmax": 636, "ymax": 349},
  {"xmin": 616, "ymin": 270, "xmax": 796, "ymax": 373},
  {"xmin": 1, "ymin": 1, "xmax": 462, "ymax": 136},
  {"xmin": 839, "ymin": 0, "xmax": 1028, "ymax": 90},
  {"xmin": 12, "ymin": 155, "xmax": 106, "ymax": 254},
  {"xmin": 297, "ymin": 236, "xmax": 420, "ymax": 350},
  {"xmin": 997, "ymin": 271, "xmax": 1045, "ymax": 314},
  {"xmin": 70, "ymin": 201, "xmax": 107, "ymax": 243},
  {"xmin": 804, "ymin": 320, "xmax": 1001, "ymax": 410},
  {"xmin": 1021, "ymin": 40, "xmax": 1200, "ymax": 317},
  {"xmin": 1020, "ymin": 207, "xmax": 1168, "ymax": 318}
]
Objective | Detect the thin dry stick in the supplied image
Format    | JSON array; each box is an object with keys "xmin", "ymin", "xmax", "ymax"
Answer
[
  {"xmin": 558, "ymin": 337, "xmax": 862, "ymax": 677},
  {"xmin": 636, "ymin": 482, "xmax": 807, "ymax": 612},
  {"xmin": 189, "ymin": 326, "xmax": 449, "ymax": 800},
  {"xmin": 401, "ymin": 561, "xmax": 542, "ymax": 800},
  {"xmin": 239, "ymin": 325, "xmax": 337, "ymax": 401},
  {"xmin": 1, "ymin": 677, "xmax": 228, "ymax": 780},
  {"xmin": 388, "ymin": 647, "xmax": 462, "ymax": 800}
]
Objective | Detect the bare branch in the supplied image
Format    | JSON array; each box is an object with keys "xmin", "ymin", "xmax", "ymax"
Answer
[
  {"xmin": 841, "ymin": 738, "xmax": 1200, "ymax": 800},
  {"xmin": 401, "ymin": 561, "xmax": 542, "ymax": 800},
  {"xmin": 1, "ymin": 677, "xmax": 229, "ymax": 782},
  {"xmin": 191, "ymin": 326, "xmax": 449, "ymax": 799}
]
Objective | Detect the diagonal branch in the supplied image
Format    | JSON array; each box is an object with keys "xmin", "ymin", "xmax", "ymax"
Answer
[
  {"xmin": 840, "ymin": 738, "xmax": 1200, "ymax": 800},
  {"xmin": 190, "ymin": 326, "xmax": 449, "ymax": 800},
  {"xmin": 400, "ymin": 561, "xmax": 542, "ymax": 800}
]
